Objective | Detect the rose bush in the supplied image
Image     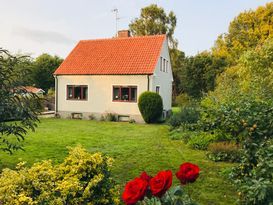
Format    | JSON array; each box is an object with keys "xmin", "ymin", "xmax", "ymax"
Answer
[
  {"xmin": 176, "ymin": 162, "xmax": 200, "ymax": 185},
  {"xmin": 122, "ymin": 163, "xmax": 200, "ymax": 205},
  {"xmin": 122, "ymin": 177, "xmax": 148, "ymax": 205},
  {"xmin": 150, "ymin": 170, "xmax": 173, "ymax": 197}
]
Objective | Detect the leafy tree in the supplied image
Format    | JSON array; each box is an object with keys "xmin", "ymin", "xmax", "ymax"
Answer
[
  {"xmin": 32, "ymin": 54, "xmax": 63, "ymax": 92},
  {"xmin": 129, "ymin": 4, "xmax": 177, "ymax": 48},
  {"xmin": 179, "ymin": 52, "xmax": 227, "ymax": 98},
  {"xmin": 212, "ymin": 2, "xmax": 273, "ymax": 63},
  {"xmin": 169, "ymin": 48, "xmax": 185, "ymax": 98},
  {"xmin": 0, "ymin": 48, "xmax": 40, "ymax": 154}
]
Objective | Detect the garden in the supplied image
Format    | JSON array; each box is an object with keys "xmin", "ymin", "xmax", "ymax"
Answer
[{"xmin": 0, "ymin": 119, "xmax": 236, "ymax": 204}]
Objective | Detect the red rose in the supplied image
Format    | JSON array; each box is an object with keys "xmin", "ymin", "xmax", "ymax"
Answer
[
  {"xmin": 140, "ymin": 171, "xmax": 152, "ymax": 183},
  {"xmin": 122, "ymin": 177, "xmax": 148, "ymax": 205},
  {"xmin": 149, "ymin": 170, "xmax": 172, "ymax": 197},
  {"xmin": 176, "ymin": 162, "xmax": 200, "ymax": 185}
]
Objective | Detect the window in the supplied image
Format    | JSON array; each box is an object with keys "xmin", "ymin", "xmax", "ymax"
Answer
[
  {"xmin": 166, "ymin": 60, "xmax": 168, "ymax": 73},
  {"xmin": 156, "ymin": 86, "xmax": 160, "ymax": 94},
  {"xmin": 160, "ymin": 57, "xmax": 163, "ymax": 71},
  {"xmin": 113, "ymin": 86, "xmax": 137, "ymax": 102},
  {"xmin": 67, "ymin": 85, "xmax": 88, "ymax": 100}
]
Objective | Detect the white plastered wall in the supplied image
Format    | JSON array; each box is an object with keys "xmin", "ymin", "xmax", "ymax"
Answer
[
  {"xmin": 150, "ymin": 38, "xmax": 173, "ymax": 111},
  {"xmin": 56, "ymin": 75, "xmax": 148, "ymax": 121}
]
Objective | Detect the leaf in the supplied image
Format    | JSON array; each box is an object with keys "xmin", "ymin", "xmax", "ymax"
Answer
[{"xmin": 172, "ymin": 185, "xmax": 184, "ymax": 196}]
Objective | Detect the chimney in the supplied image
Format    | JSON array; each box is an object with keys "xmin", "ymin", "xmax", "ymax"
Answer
[{"xmin": 117, "ymin": 30, "xmax": 131, "ymax": 38}]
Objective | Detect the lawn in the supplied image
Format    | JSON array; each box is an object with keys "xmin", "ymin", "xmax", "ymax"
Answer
[{"xmin": 0, "ymin": 118, "xmax": 237, "ymax": 204}]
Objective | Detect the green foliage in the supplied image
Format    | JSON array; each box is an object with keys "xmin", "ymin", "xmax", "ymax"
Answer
[
  {"xmin": 179, "ymin": 52, "xmax": 227, "ymax": 98},
  {"xmin": 138, "ymin": 91, "xmax": 163, "ymax": 123},
  {"xmin": 212, "ymin": 2, "xmax": 273, "ymax": 63},
  {"xmin": 168, "ymin": 105, "xmax": 200, "ymax": 129},
  {"xmin": 32, "ymin": 53, "xmax": 63, "ymax": 92},
  {"xmin": 143, "ymin": 185, "xmax": 198, "ymax": 205},
  {"xmin": 170, "ymin": 48, "xmax": 186, "ymax": 98},
  {"xmin": 169, "ymin": 128, "xmax": 197, "ymax": 143},
  {"xmin": 0, "ymin": 146, "xmax": 120, "ymax": 204},
  {"xmin": 0, "ymin": 48, "xmax": 40, "ymax": 154},
  {"xmin": 230, "ymin": 141, "xmax": 273, "ymax": 205},
  {"xmin": 210, "ymin": 38, "xmax": 273, "ymax": 106},
  {"xmin": 129, "ymin": 4, "xmax": 177, "ymax": 48},
  {"xmin": 174, "ymin": 93, "xmax": 192, "ymax": 107},
  {"xmin": 187, "ymin": 132, "xmax": 221, "ymax": 150},
  {"xmin": 207, "ymin": 142, "xmax": 242, "ymax": 163}
]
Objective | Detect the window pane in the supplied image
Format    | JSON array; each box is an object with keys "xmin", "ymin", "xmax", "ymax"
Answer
[
  {"xmin": 74, "ymin": 86, "xmax": 81, "ymax": 99},
  {"xmin": 113, "ymin": 87, "xmax": 120, "ymax": 100},
  {"xmin": 83, "ymin": 87, "xmax": 88, "ymax": 100},
  {"xmin": 121, "ymin": 87, "xmax": 129, "ymax": 101},
  {"xmin": 131, "ymin": 87, "xmax": 137, "ymax": 102},
  {"xmin": 156, "ymin": 86, "xmax": 160, "ymax": 94},
  {"xmin": 68, "ymin": 86, "xmax": 73, "ymax": 99}
]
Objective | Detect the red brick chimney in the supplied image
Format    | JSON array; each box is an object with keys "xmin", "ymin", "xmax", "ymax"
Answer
[{"xmin": 118, "ymin": 30, "xmax": 131, "ymax": 38}]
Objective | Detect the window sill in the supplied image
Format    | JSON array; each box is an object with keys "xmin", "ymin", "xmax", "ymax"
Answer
[
  {"xmin": 67, "ymin": 99, "xmax": 88, "ymax": 101},
  {"xmin": 112, "ymin": 100, "xmax": 137, "ymax": 103}
]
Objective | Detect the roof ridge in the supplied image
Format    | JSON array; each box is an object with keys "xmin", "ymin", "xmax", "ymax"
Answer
[{"xmin": 80, "ymin": 34, "xmax": 166, "ymax": 42}]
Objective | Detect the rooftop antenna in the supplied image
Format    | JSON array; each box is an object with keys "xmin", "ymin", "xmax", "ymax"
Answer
[{"xmin": 111, "ymin": 8, "xmax": 120, "ymax": 37}]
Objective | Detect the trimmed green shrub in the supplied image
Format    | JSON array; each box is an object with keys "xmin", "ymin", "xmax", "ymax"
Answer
[
  {"xmin": 0, "ymin": 146, "xmax": 120, "ymax": 204},
  {"xmin": 207, "ymin": 142, "xmax": 242, "ymax": 162},
  {"xmin": 138, "ymin": 91, "xmax": 163, "ymax": 123}
]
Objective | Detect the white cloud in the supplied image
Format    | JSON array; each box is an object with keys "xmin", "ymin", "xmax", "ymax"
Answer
[{"xmin": 13, "ymin": 27, "xmax": 74, "ymax": 45}]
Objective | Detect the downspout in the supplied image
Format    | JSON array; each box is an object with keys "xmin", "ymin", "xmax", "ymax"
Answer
[
  {"xmin": 147, "ymin": 75, "xmax": 150, "ymax": 91},
  {"xmin": 54, "ymin": 75, "xmax": 58, "ymax": 113}
]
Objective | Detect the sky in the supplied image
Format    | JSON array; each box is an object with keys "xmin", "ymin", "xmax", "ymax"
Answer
[{"xmin": 0, "ymin": 0, "xmax": 272, "ymax": 58}]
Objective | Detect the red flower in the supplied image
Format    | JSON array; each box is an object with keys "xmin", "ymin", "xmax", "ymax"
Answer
[
  {"xmin": 149, "ymin": 170, "xmax": 172, "ymax": 197},
  {"xmin": 176, "ymin": 162, "xmax": 200, "ymax": 185},
  {"xmin": 122, "ymin": 177, "xmax": 148, "ymax": 205},
  {"xmin": 140, "ymin": 171, "xmax": 152, "ymax": 183}
]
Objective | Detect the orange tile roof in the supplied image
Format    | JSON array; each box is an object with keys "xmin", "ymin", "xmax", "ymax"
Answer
[
  {"xmin": 54, "ymin": 35, "xmax": 166, "ymax": 75},
  {"xmin": 23, "ymin": 86, "xmax": 44, "ymax": 93}
]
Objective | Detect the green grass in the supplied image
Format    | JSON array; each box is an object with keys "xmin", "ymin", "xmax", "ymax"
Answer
[{"xmin": 0, "ymin": 119, "xmax": 237, "ymax": 204}]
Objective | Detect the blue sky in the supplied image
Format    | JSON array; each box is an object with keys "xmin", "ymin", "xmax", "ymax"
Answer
[{"xmin": 0, "ymin": 0, "xmax": 271, "ymax": 58}]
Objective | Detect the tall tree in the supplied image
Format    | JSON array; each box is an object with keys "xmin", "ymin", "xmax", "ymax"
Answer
[
  {"xmin": 0, "ymin": 48, "xmax": 40, "ymax": 154},
  {"xmin": 179, "ymin": 52, "xmax": 227, "ymax": 98},
  {"xmin": 212, "ymin": 2, "xmax": 273, "ymax": 63},
  {"xmin": 32, "ymin": 54, "xmax": 63, "ymax": 92},
  {"xmin": 129, "ymin": 4, "xmax": 177, "ymax": 48}
]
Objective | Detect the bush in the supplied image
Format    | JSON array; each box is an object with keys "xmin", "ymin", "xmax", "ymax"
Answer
[
  {"xmin": 207, "ymin": 142, "xmax": 242, "ymax": 162},
  {"xmin": 0, "ymin": 146, "xmax": 120, "ymax": 204},
  {"xmin": 187, "ymin": 132, "xmax": 219, "ymax": 150},
  {"xmin": 168, "ymin": 106, "xmax": 200, "ymax": 128},
  {"xmin": 175, "ymin": 93, "xmax": 192, "ymax": 107},
  {"xmin": 169, "ymin": 128, "xmax": 197, "ymax": 142},
  {"xmin": 230, "ymin": 141, "xmax": 273, "ymax": 205},
  {"xmin": 138, "ymin": 91, "xmax": 163, "ymax": 123}
]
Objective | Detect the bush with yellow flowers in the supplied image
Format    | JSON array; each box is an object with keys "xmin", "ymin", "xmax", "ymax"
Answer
[{"xmin": 0, "ymin": 146, "xmax": 120, "ymax": 205}]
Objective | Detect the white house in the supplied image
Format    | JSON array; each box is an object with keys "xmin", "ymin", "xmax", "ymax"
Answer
[{"xmin": 54, "ymin": 30, "xmax": 173, "ymax": 122}]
